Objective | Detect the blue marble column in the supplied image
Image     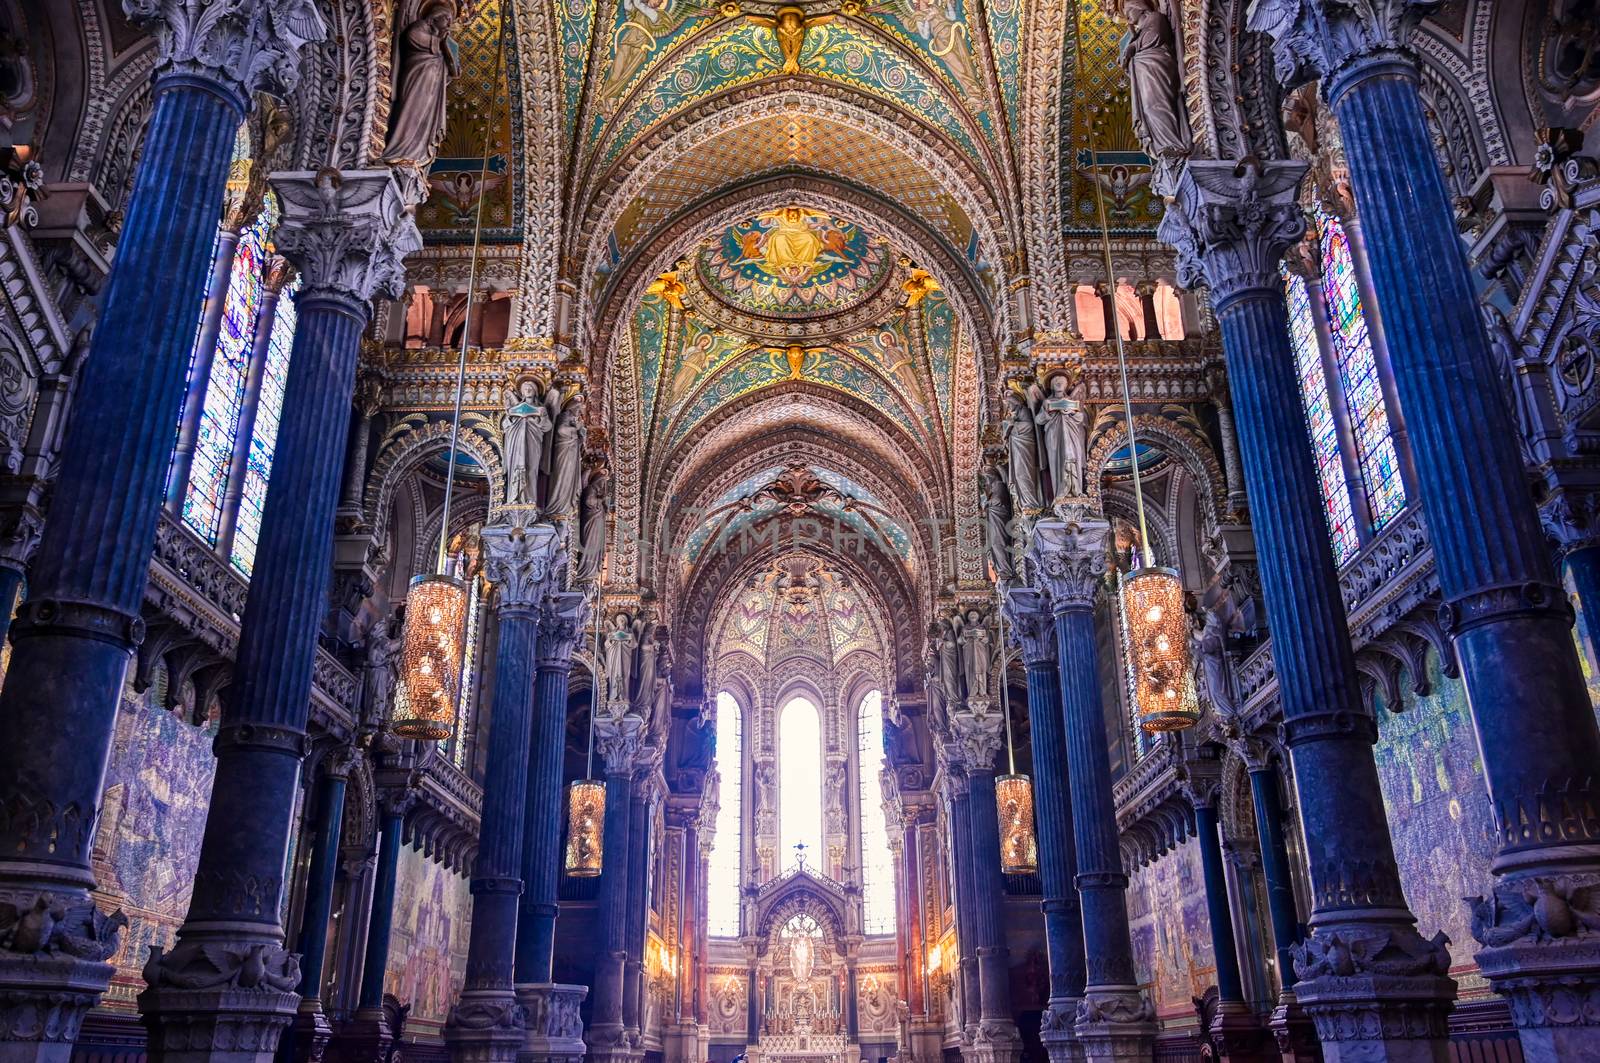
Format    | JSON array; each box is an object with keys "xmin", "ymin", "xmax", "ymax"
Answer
[
  {"xmin": 941, "ymin": 765, "xmax": 982, "ymax": 1040},
  {"xmin": 1562, "ymin": 543, "xmax": 1600, "ymax": 665},
  {"xmin": 1193, "ymin": 800, "xmax": 1244, "ymax": 1003},
  {"xmin": 1244, "ymin": 766, "xmax": 1301, "ymax": 992},
  {"xmin": 1160, "ymin": 157, "xmax": 1455, "ymax": 1061},
  {"xmin": 1003, "ymin": 588, "xmax": 1085, "ymax": 1063},
  {"xmin": 358, "ymin": 802, "xmax": 406, "ymax": 1013},
  {"xmin": 622, "ymin": 771, "xmax": 655, "ymax": 1041},
  {"xmin": 515, "ymin": 592, "xmax": 586, "ymax": 986},
  {"xmin": 587, "ymin": 715, "xmax": 644, "ymax": 1063},
  {"xmin": 140, "ymin": 169, "xmax": 416, "ymax": 1063},
  {"xmin": 447, "ymin": 522, "xmax": 563, "ymax": 1063},
  {"xmin": 167, "ymin": 221, "xmax": 247, "ymax": 509},
  {"xmin": 1251, "ymin": 4, "xmax": 1600, "ymax": 1051},
  {"xmin": 0, "ymin": 9, "xmax": 322, "ymax": 1058},
  {"xmin": 0, "ymin": 564, "xmax": 23, "ymax": 647},
  {"xmin": 1028, "ymin": 520, "xmax": 1155, "ymax": 1062}
]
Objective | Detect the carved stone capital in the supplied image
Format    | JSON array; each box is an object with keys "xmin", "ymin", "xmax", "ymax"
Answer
[
  {"xmin": 538, "ymin": 591, "xmax": 588, "ymax": 669},
  {"xmin": 1158, "ymin": 159, "xmax": 1310, "ymax": 312},
  {"xmin": 1541, "ymin": 487, "xmax": 1600, "ymax": 559},
  {"xmin": 945, "ymin": 711, "xmax": 1005, "ymax": 773},
  {"xmin": 122, "ymin": 0, "xmax": 327, "ymax": 103},
  {"xmin": 1027, "ymin": 520, "xmax": 1111, "ymax": 613},
  {"xmin": 480, "ymin": 523, "xmax": 561, "ymax": 613},
  {"xmin": 1003, "ymin": 587, "xmax": 1055, "ymax": 667},
  {"xmin": 1246, "ymin": 0, "xmax": 1435, "ymax": 96},
  {"xmin": 269, "ymin": 169, "xmax": 420, "ymax": 306},
  {"xmin": 138, "ymin": 936, "xmax": 302, "ymax": 1061},
  {"xmin": 594, "ymin": 715, "xmax": 645, "ymax": 776}
]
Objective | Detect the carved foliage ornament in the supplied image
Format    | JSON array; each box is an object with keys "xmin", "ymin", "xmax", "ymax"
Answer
[
  {"xmin": 1246, "ymin": 0, "xmax": 1437, "ymax": 94},
  {"xmin": 1028, "ymin": 520, "xmax": 1111, "ymax": 611},
  {"xmin": 481, "ymin": 522, "xmax": 561, "ymax": 610},
  {"xmin": 269, "ymin": 169, "xmax": 421, "ymax": 305},
  {"xmin": 1158, "ymin": 158, "xmax": 1309, "ymax": 311},
  {"xmin": 122, "ymin": 0, "xmax": 328, "ymax": 99}
]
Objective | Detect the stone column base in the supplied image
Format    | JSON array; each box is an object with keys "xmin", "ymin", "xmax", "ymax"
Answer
[
  {"xmin": 138, "ymin": 985, "xmax": 300, "ymax": 1063},
  {"xmin": 964, "ymin": 1021, "xmax": 1022, "ymax": 1063},
  {"xmin": 273, "ymin": 997, "xmax": 333, "ymax": 1063},
  {"xmin": 0, "ymin": 951, "xmax": 114, "ymax": 1063},
  {"xmin": 446, "ymin": 989, "xmax": 528, "ymax": 1063},
  {"xmin": 331, "ymin": 1006, "xmax": 393, "ymax": 1063},
  {"xmin": 1476, "ymin": 932, "xmax": 1600, "ymax": 1062},
  {"xmin": 1210, "ymin": 1000, "xmax": 1272, "ymax": 1063},
  {"xmin": 585, "ymin": 1021, "xmax": 633, "ymax": 1063},
  {"xmin": 1039, "ymin": 998, "xmax": 1083, "ymax": 1063},
  {"xmin": 1072, "ymin": 987, "xmax": 1155, "ymax": 1063},
  {"xmin": 513, "ymin": 983, "xmax": 587, "ymax": 1063},
  {"xmin": 1294, "ymin": 972, "xmax": 1454, "ymax": 1063},
  {"xmin": 1266, "ymin": 992, "xmax": 1320, "ymax": 1063}
]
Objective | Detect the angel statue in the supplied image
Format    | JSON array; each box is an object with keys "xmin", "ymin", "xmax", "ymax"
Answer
[
  {"xmin": 1118, "ymin": 0, "xmax": 1190, "ymax": 168},
  {"xmin": 1033, "ymin": 374, "xmax": 1088, "ymax": 502},
  {"xmin": 502, "ymin": 378, "xmax": 556, "ymax": 507},
  {"xmin": 361, "ymin": 611, "xmax": 404, "ymax": 720},
  {"xmin": 981, "ymin": 465, "xmax": 1017, "ymax": 582},
  {"xmin": 546, "ymin": 391, "xmax": 586, "ymax": 517},
  {"xmin": 957, "ymin": 609, "xmax": 992, "ymax": 702},
  {"xmin": 381, "ymin": 0, "xmax": 461, "ymax": 165},
  {"xmin": 603, "ymin": 612, "xmax": 639, "ymax": 710},
  {"xmin": 1002, "ymin": 389, "xmax": 1045, "ymax": 513}
]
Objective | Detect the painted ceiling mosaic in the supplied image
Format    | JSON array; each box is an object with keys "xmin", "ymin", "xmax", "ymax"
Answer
[
  {"xmin": 697, "ymin": 208, "xmax": 891, "ymax": 318},
  {"xmin": 714, "ymin": 554, "xmax": 883, "ymax": 667}
]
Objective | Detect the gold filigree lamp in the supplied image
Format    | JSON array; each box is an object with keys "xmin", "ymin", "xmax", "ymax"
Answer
[
  {"xmin": 565, "ymin": 590, "xmax": 606, "ymax": 876},
  {"xmin": 993, "ymin": 606, "xmax": 1038, "ymax": 875}
]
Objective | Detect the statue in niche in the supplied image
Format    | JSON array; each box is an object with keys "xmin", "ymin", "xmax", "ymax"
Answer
[
  {"xmin": 381, "ymin": 0, "xmax": 461, "ymax": 165},
  {"xmin": 632, "ymin": 622, "xmax": 659, "ymax": 716},
  {"xmin": 576, "ymin": 467, "xmax": 610, "ymax": 582},
  {"xmin": 1118, "ymin": 0, "xmax": 1191, "ymax": 165},
  {"xmin": 1191, "ymin": 607, "xmax": 1234, "ymax": 715},
  {"xmin": 980, "ymin": 465, "xmax": 1016, "ymax": 581},
  {"xmin": 933, "ymin": 617, "xmax": 963, "ymax": 709},
  {"xmin": 1033, "ymin": 374, "xmax": 1088, "ymax": 501},
  {"xmin": 361, "ymin": 611, "xmax": 404, "ymax": 720},
  {"xmin": 957, "ymin": 609, "xmax": 991, "ymax": 701},
  {"xmin": 1001, "ymin": 390, "xmax": 1044, "ymax": 512},
  {"xmin": 754, "ymin": 762, "xmax": 776, "ymax": 813},
  {"xmin": 603, "ymin": 612, "xmax": 639, "ymax": 707},
  {"xmin": 501, "ymin": 379, "xmax": 556, "ymax": 507},
  {"xmin": 546, "ymin": 391, "xmax": 586, "ymax": 517}
]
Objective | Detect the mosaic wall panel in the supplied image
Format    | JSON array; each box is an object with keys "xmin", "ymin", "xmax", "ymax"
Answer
[
  {"xmin": 1062, "ymin": 0, "xmax": 1160, "ymax": 235},
  {"xmin": 864, "ymin": 0, "xmax": 995, "ymax": 137},
  {"xmin": 384, "ymin": 844, "xmax": 474, "ymax": 1033},
  {"xmin": 1372, "ymin": 648, "xmax": 1497, "ymax": 994},
  {"xmin": 89, "ymin": 689, "xmax": 219, "ymax": 1010},
  {"xmin": 1126, "ymin": 836, "xmax": 1214, "ymax": 1019}
]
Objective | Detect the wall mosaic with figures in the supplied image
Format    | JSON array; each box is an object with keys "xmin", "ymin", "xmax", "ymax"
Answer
[
  {"xmin": 1126, "ymin": 836, "xmax": 1215, "ymax": 1020},
  {"xmin": 383, "ymin": 844, "xmax": 474, "ymax": 1035}
]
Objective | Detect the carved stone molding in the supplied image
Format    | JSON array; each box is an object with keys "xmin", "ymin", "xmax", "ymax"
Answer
[
  {"xmin": 1028, "ymin": 519, "xmax": 1111, "ymax": 613},
  {"xmin": 122, "ymin": 0, "xmax": 328, "ymax": 101},
  {"xmin": 1158, "ymin": 159, "xmax": 1310, "ymax": 311}
]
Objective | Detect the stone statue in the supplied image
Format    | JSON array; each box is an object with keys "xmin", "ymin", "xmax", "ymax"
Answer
[
  {"xmin": 957, "ymin": 609, "xmax": 992, "ymax": 701},
  {"xmin": 381, "ymin": 1, "xmax": 461, "ymax": 165},
  {"xmin": 362, "ymin": 612, "xmax": 404, "ymax": 719},
  {"xmin": 981, "ymin": 465, "xmax": 1016, "ymax": 581},
  {"xmin": 1001, "ymin": 390, "xmax": 1044, "ymax": 512},
  {"xmin": 1033, "ymin": 375, "xmax": 1088, "ymax": 501},
  {"xmin": 923, "ymin": 649, "xmax": 946, "ymax": 724},
  {"xmin": 754, "ymin": 762, "xmax": 776, "ymax": 813},
  {"xmin": 1193, "ymin": 608, "xmax": 1234, "ymax": 715},
  {"xmin": 546, "ymin": 391, "xmax": 586, "ymax": 517},
  {"xmin": 935, "ymin": 617, "xmax": 963, "ymax": 708},
  {"xmin": 1119, "ymin": 0, "xmax": 1190, "ymax": 163},
  {"xmin": 576, "ymin": 468, "xmax": 610, "ymax": 582},
  {"xmin": 502, "ymin": 379, "xmax": 555, "ymax": 507},
  {"xmin": 632, "ymin": 622, "xmax": 659, "ymax": 716},
  {"xmin": 604, "ymin": 612, "xmax": 638, "ymax": 708}
]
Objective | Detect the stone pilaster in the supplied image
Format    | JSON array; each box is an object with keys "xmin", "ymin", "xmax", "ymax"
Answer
[
  {"xmin": 448, "ymin": 523, "xmax": 564, "ymax": 1063},
  {"xmin": 140, "ymin": 169, "xmax": 415, "ymax": 1063},
  {"xmin": 0, "ymin": 7, "xmax": 323, "ymax": 1060},
  {"xmin": 1160, "ymin": 157, "xmax": 1455, "ymax": 1062},
  {"xmin": 1028, "ymin": 520, "xmax": 1155, "ymax": 1063},
  {"xmin": 1002, "ymin": 588, "xmax": 1084, "ymax": 1063},
  {"xmin": 587, "ymin": 716, "xmax": 644, "ymax": 1063}
]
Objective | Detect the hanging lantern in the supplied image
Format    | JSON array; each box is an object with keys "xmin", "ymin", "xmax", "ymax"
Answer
[
  {"xmin": 564, "ymin": 778, "xmax": 606, "ymax": 876},
  {"xmin": 1122, "ymin": 566, "xmax": 1200, "ymax": 732},
  {"xmin": 392, "ymin": 574, "xmax": 469, "ymax": 740},
  {"xmin": 995, "ymin": 773, "xmax": 1039, "ymax": 875}
]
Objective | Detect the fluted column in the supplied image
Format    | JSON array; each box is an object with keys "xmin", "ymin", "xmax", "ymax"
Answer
[
  {"xmin": 447, "ymin": 522, "xmax": 564, "ymax": 1063},
  {"xmin": 1029, "ymin": 520, "xmax": 1154, "ymax": 1062},
  {"xmin": 1190, "ymin": 793, "xmax": 1270, "ymax": 1063},
  {"xmin": 166, "ymin": 219, "xmax": 246, "ymax": 510},
  {"xmin": 946, "ymin": 711, "xmax": 1020, "ymax": 1063},
  {"xmin": 1003, "ymin": 589, "xmax": 1085, "ymax": 1063},
  {"xmin": 941, "ymin": 766, "xmax": 981, "ymax": 1040},
  {"xmin": 358, "ymin": 800, "xmax": 407, "ymax": 1013},
  {"xmin": 140, "ymin": 169, "xmax": 416, "ymax": 1063},
  {"xmin": 0, "ymin": 7, "xmax": 323, "ymax": 1058},
  {"xmin": 588, "ymin": 715, "xmax": 644, "ymax": 1063},
  {"xmin": 515, "ymin": 592, "xmax": 586, "ymax": 985},
  {"xmin": 622, "ymin": 771, "xmax": 655, "ymax": 1043},
  {"xmin": 1159, "ymin": 157, "xmax": 1455, "ymax": 1061},
  {"xmin": 1251, "ymin": 5, "xmax": 1600, "ymax": 1052}
]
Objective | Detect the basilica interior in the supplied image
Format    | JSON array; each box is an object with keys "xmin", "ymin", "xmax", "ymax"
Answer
[{"xmin": 2, "ymin": 2, "xmax": 1600, "ymax": 1063}]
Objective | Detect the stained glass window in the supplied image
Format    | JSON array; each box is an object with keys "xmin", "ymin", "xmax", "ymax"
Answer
[
  {"xmin": 1282, "ymin": 267, "xmax": 1361, "ymax": 564},
  {"xmin": 856, "ymin": 690, "xmax": 896, "ymax": 935},
  {"xmin": 708, "ymin": 691, "xmax": 743, "ymax": 936},
  {"xmin": 182, "ymin": 208, "xmax": 268, "ymax": 544},
  {"xmin": 230, "ymin": 272, "xmax": 295, "ymax": 574},
  {"xmin": 1318, "ymin": 208, "xmax": 1406, "ymax": 531}
]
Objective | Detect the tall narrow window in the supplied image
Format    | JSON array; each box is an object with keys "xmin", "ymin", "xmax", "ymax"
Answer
[
  {"xmin": 1282, "ymin": 267, "xmax": 1360, "ymax": 564},
  {"xmin": 708, "ymin": 691, "xmax": 743, "ymax": 935},
  {"xmin": 1317, "ymin": 208, "xmax": 1405, "ymax": 531},
  {"xmin": 778, "ymin": 696, "xmax": 823, "ymax": 872},
  {"xmin": 856, "ymin": 690, "xmax": 896, "ymax": 934},
  {"xmin": 229, "ymin": 278, "xmax": 296, "ymax": 573}
]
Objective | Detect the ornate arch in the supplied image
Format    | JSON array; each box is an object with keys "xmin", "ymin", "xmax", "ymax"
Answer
[
  {"xmin": 1085, "ymin": 411, "xmax": 1229, "ymax": 530},
  {"xmin": 363, "ymin": 416, "xmax": 505, "ymax": 551}
]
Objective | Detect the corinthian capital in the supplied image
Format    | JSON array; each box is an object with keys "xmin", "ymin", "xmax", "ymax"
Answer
[
  {"xmin": 1157, "ymin": 158, "xmax": 1309, "ymax": 312},
  {"xmin": 539, "ymin": 591, "xmax": 588, "ymax": 669},
  {"xmin": 1028, "ymin": 519, "xmax": 1111, "ymax": 613},
  {"xmin": 270, "ymin": 169, "xmax": 421, "ymax": 305},
  {"xmin": 123, "ymin": 0, "xmax": 327, "ymax": 101},
  {"xmin": 481, "ymin": 522, "xmax": 561, "ymax": 612},
  {"xmin": 595, "ymin": 714, "xmax": 645, "ymax": 775},
  {"xmin": 945, "ymin": 710, "xmax": 1005, "ymax": 773},
  {"xmin": 1247, "ymin": 0, "xmax": 1435, "ymax": 94},
  {"xmin": 1002, "ymin": 587, "xmax": 1055, "ymax": 668}
]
